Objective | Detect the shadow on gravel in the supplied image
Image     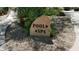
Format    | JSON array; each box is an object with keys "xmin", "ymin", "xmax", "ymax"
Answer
[
  {"xmin": 5, "ymin": 22, "xmax": 53, "ymax": 44},
  {"xmin": 31, "ymin": 37, "xmax": 53, "ymax": 44}
]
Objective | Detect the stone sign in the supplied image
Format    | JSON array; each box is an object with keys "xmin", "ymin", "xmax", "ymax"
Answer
[{"xmin": 30, "ymin": 16, "xmax": 51, "ymax": 37}]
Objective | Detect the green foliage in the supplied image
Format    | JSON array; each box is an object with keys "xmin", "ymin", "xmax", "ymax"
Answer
[
  {"xmin": 44, "ymin": 7, "xmax": 62, "ymax": 16},
  {"xmin": 17, "ymin": 7, "xmax": 46, "ymax": 35},
  {"xmin": 17, "ymin": 7, "xmax": 45, "ymax": 19},
  {"xmin": 17, "ymin": 7, "xmax": 62, "ymax": 19},
  {"xmin": 50, "ymin": 18, "xmax": 58, "ymax": 37},
  {"xmin": 17, "ymin": 7, "xmax": 62, "ymax": 36}
]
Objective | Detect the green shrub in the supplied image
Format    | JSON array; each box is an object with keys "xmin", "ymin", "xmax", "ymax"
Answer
[
  {"xmin": 44, "ymin": 7, "xmax": 62, "ymax": 16},
  {"xmin": 17, "ymin": 7, "xmax": 62, "ymax": 36}
]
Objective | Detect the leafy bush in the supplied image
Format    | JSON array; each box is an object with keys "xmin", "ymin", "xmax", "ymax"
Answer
[
  {"xmin": 17, "ymin": 7, "xmax": 45, "ymax": 35},
  {"xmin": 17, "ymin": 7, "xmax": 62, "ymax": 36},
  {"xmin": 44, "ymin": 7, "xmax": 62, "ymax": 16}
]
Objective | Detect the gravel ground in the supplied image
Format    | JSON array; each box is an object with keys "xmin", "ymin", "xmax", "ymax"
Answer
[{"xmin": 0, "ymin": 17, "xmax": 75, "ymax": 51}]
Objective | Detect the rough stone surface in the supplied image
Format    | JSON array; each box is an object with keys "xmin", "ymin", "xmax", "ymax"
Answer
[{"xmin": 30, "ymin": 16, "xmax": 51, "ymax": 37}]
